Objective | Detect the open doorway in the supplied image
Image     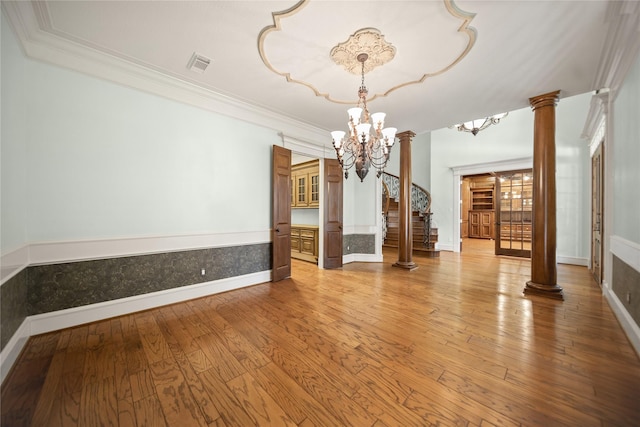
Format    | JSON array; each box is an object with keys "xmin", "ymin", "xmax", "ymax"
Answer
[
  {"xmin": 458, "ymin": 167, "xmax": 533, "ymax": 259},
  {"xmin": 460, "ymin": 173, "xmax": 496, "ymax": 255},
  {"xmin": 291, "ymin": 154, "xmax": 321, "ymax": 268}
]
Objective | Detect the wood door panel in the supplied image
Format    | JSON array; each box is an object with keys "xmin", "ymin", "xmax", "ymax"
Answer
[
  {"xmin": 272, "ymin": 145, "xmax": 291, "ymax": 281},
  {"xmin": 323, "ymin": 159, "xmax": 343, "ymax": 269}
]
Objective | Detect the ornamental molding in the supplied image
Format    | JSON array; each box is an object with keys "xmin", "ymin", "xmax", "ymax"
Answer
[{"xmin": 330, "ymin": 28, "xmax": 396, "ymax": 75}]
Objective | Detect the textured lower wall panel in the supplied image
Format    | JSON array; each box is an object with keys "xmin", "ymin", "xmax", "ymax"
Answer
[
  {"xmin": 613, "ymin": 255, "xmax": 640, "ymax": 327},
  {"xmin": 27, "ymin": 243, "xmax": 270, "ymax": 315},
  {"xmin": 343, "ymin": 234, "xmax": 375, "ymax": 255},
  {"xmin": 0, "ymin": 269, "xmax": 28, "ymax": 351}
]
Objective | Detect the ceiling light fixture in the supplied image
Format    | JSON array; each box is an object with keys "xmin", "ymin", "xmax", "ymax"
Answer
[
  {"xmin": 452, "ymin": 112, "xmax": 508, "ymax": 136},
  {"xmin": 330, "ymin": 53, "xmax": 397, "ymax": 181}
]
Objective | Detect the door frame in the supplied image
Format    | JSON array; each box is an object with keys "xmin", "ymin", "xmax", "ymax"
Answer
[
  {"xmin": 451, "ymin": 157, "xmax": 533, "ymax": 253},
  {"xmin": 591, "ymin": 140, "xmax": 604, "ymax": 285},
  {"xmin": 279, "ymin": 134, "xmax": 331, "ymax": 269}
]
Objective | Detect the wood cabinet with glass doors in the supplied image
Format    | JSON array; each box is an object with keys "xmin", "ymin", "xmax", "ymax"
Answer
[{"xmin": 291, "ymin": 160, "xmax": 319, "ymax": 208}]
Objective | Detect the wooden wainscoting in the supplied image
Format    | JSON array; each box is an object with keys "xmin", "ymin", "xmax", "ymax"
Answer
[{"xmin": 2, "ymin": 248, "xmax": 639, "ymax": 426}]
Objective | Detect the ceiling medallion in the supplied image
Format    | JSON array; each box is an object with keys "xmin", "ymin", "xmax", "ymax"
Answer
[{"xmin": 330, "ymin": 28, "xmax": 396, "ymax": 75}]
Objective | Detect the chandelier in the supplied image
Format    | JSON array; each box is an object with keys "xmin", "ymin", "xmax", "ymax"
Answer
[
  {"xmin": 452, "ymin": 112, "xmax": 508, "ymax": 136},
  {"xmin": 330, "ymin": 53, "xmax": 397, "ymax": 181}
]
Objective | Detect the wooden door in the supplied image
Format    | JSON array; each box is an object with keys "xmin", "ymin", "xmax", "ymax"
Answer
[
  {"xmin": 591, "ymin": 144, "xmax": 604, "ymax": 285},
  {"xmin": 272, "ymin": 145, "xmax": 291, "ymax": 281},
  {"xmin": 323, "ymin": 158, "xmax": 343, "ymax": 269}
]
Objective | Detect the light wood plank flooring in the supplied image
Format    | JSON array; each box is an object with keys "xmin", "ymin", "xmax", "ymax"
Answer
[{"xmin": 2, "ymin": 247, "xmax": 639, "ymax": 426}]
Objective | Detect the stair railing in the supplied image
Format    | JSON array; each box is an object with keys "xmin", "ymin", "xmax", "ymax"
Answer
[
  {"xmin": 381, "ymin": 172, "xmax": 431, "ymax": 215},
  {"xmin": 381, "ymin": 172, "xmax": 434, "ymax": 248}
]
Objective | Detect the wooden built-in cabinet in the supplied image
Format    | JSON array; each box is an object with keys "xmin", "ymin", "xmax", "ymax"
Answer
[
  {"xmin": 291, "ymin": 225, "xmax": 319, "ymax": 263},
  {"xmin": 291, "ymin": 160, "xmax": 319, "ymax": 208},
  {"xmin": 469, "ymin": 210, "xmax": 495, "ymax": 239},
  {"xmin": 468, "ymin": 185, "xmax": 495, "ymax": 239}
]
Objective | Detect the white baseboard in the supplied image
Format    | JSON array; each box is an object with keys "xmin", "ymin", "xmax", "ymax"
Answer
[
  {"xmin": 602, "ymin": 280, "xmax": 640, "ymax": 357},
  {"xmin": 1, "ymin": 269, "xmax": 271, "ymax": 385},
  {"xmin": 0, "ymin": 319, "xmax": 31, "ymax": 385},
  {"xmin": 343, "ymin": 253, "xmax": 383, "ymax": 264},
  {"xmin": 436, "ymin": 243, "xmax": 454, "ymax": 252},
  {"xmin": 557, "ymin": 256, "xmax": 589, "ymax": 266}
]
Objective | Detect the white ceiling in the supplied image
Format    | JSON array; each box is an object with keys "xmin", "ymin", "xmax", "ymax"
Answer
[{"xmin": 3, "ymin": 1, "xmax": 635, "ymax": 136}]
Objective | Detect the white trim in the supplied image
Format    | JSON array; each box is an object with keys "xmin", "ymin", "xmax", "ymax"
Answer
[
  {"xmin": 343, "ymin": 253, "xmax": 383, "ymax": 264},
  {"xmin": 0, "ymin": 245, "xmax": 30, "ymax": 283},
  {"xmin": 281, "ymin": 133, "xmax": 331, "ymax": 159},
  {"xmin": 27, "ymin": 231, "xmax": 270, "ymax": 267},
  {"xmin": 1, "ymin": 232, "xmax": 271, "ymax": 285},
  {"xmin": 451, "ymin": 158, "xmax": 534, "ymax": 253},
  {"xmin": 436, "ymin": 243, "xmax": 454, "ymax": 252},
  {"xmin": 603, "ymin": 280, "xmax": 640, "ymax": 357},
  {"xmin": 610, "ymin": 235, "xmax": 640, "ymax": 273},
  {"xmin": 343, "ymin": 226, "xmax": 378, "ymax": 235},
  {"xmin": 0, "ymin": 319, "xmax": 30, "ymax": 385},
  {"xmin": 557, "ymin": 256, "xmax": 589, "ymax": 266}
]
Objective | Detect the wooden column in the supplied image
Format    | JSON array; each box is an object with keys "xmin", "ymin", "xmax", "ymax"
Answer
[
  {"xmin": 524, "ymin": 91, "xmax": 564, "ymax": 300},
  {"xmin": 393, "ymin": 130, "xmax": 417, "ymax": 270}
]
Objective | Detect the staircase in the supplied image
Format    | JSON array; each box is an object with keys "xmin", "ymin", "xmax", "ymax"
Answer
[{"xmin": 382, "ymin": 173, "xmax": 439, "ymax": 257}]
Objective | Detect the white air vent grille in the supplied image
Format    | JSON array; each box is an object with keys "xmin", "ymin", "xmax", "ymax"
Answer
[{"xmin": 188, "ymin": 52, "xmax": 211, "ymax": 73}]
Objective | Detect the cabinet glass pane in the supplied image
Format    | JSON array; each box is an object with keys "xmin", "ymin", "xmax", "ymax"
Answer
[
  {"xmin": 298, "ymin": 177, "xmax": 306, "ymax": 203},
  {"xmin": 311, "ymin": 175, "xmax": 319, "ymax": 203}
]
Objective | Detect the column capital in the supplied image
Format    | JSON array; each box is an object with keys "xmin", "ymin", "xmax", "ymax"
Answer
[
  {"xmin": 529, "ymin": 90, "xmax": 560, "ymax": 111},
  {"xmin": 396, "ymin": 130, "xmax": 416, "ymax": 142}
]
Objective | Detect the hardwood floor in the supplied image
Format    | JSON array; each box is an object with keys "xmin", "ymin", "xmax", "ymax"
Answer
[{"xmin": 2, "ymin": 247, "xmax": 639, "ymax": 426}]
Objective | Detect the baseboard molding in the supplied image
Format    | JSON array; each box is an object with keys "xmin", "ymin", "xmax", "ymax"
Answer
[
  {"xmin": 0, "ymin": 319, "xmax": 30, "ymax": 385},
  {"xmin": 436, "ymin": 243, "xmax": 454, "ymax": 252},
  {"xmin": 603, "ymin": 280, "xmax": 640, "ymax": 357},
  {"xmin": 343, "ymin": 253, "xmax": 383, "ymax": 264},
  {"xmin": 1, "ymin": 269, "xmax": 270, "ymax": 385},
  {"xmin": 557, "ymin": 256, "xmax": 589, "ymax": 266}
]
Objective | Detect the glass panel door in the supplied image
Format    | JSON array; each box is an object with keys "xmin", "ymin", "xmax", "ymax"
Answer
[{"xmin": 495, "ymin": 170, "xmax": 532, "ymax": 257}]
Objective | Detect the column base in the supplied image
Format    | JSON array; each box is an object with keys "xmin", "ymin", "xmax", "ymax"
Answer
[
  {"xmin": 392, "ymin": 261, "xmax": 418, "ymax": 271},
  {"xmin": 524, "ymin": 281, "xmax": 564, "ymax": 300}
]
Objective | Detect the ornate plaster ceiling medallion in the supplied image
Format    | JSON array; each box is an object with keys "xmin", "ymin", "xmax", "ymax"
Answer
[
  {"xmin": 258, "ymin": 0, "xmax": 477, "ymax": 104},
  {"xmin": 330, "ymin": 28, "xmax": 396, "ymax": 75}
]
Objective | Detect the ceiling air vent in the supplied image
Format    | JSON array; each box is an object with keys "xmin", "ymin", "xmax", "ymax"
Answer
[{"xmin": 187, "ymin": 52, "xmax": 211, "ymax": 73}]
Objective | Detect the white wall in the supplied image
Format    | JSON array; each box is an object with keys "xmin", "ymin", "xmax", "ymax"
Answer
[
  {"xmin": 292, "ymin": 209, "xmax": 319, "ymax": 226},
  {"xmin": 1, "ymin": 14, "xmax": 29, "ymax": 254},
  {"xmin": 613, "ymin": 54, "xmax": 640, "ymax": 244},
  {"xmin": 430, "ymin": 106, "xmax": 534, "ymax": 248},
  {"xmin": 4, "ymin": 31, "xmax": 281, "ymax": 247},
  {"xmin": 430, "ymin": 92, "xmax": 592, "ymax": 261},
  {"xmin": 555, "ymin": 93, "xmax": 592, "ymax": 260},
  {"xmin": 384, "ymin": 131, "xmax": 432, "ymax": 191}
]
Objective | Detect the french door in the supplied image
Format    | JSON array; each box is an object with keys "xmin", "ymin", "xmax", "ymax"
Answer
[{"xmin": 495, "ymin": 170, "xmax": 533, "ymax": 257}]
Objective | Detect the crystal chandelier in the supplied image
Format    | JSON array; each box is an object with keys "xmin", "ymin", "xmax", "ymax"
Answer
[
  {"xmin": 330, "ymin": 53, "xmax": 397, "ymax": 181},
  {"xmin": 453, "ymin": 112, "xmax": 508, "ymax": 136}
]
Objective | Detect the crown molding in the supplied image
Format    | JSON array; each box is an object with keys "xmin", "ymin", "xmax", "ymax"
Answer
[
  {"xmin": 593, "ymin": 1, "xmax": 640, "ymax": 96},
  {"xmin": 1, "ymin": 1, "xmax": 328, "ymax": 145}
]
